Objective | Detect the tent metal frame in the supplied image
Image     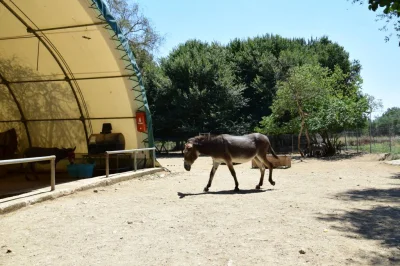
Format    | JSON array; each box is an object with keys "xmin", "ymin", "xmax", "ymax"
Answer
[
  {"xmin": 0, "ymin": 117, "xmax": 136, "ymax": 123},
  {"xmin": 0, "ymin": 74, "xmax": 136, "ymax": 84},
  {"xmin": 0, "ymin": 0, "xmax": 154, "ymax": 150},
  {"xmin": 0, "ymin": 0, "xmax": 95, "ymax": 146}
]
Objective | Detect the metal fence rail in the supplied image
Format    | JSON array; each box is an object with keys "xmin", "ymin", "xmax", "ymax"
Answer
[
  {"xmin": 0, "ymin": 155, "xmax": 56, "ymax": 191},
  {"xmin": 105, "ymin": 147, "xmax": 156, "ymax": 177}
]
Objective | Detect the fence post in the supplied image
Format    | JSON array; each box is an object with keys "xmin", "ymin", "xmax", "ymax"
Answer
[
  {"xmin": 152, "ymin": 148, "xmax": 156, "ymax": 168},
  {"xmin": 105, "ymin": 153, "xmax": 109, "ymax": 177},
  {"xmin": 389, "ymin": 126, "xmax": 392, "ymax": 153},
  {"xmin": 369, "ymin": 112, "xmax": 372, "ymax": 153},
  {"xmin": 116, "ymin": 154, "xmax": 119, "ymax": 173},
  {"xmin": 356, "ymin": 129, "xmax": 359, "ymax": 153},
  {"xmin": 50, "ymin": 158, "xmax": 55, "ymax": 191},
  {"xmin": 134, "ymin": 152, "xmax": 137, "ymax": 171},
  {"xmin": 291, "ymin": 134, "xmax": 294, "ymax": 154}
]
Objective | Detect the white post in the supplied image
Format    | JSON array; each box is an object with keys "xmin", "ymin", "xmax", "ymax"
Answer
[
  {"xmin": 106, "ymin": 153, "xmax": 109, "ymax": 177},
  {"xmin": 152, "ymin": 148, "xmax": 156, "ymax": 168},
  {"xmin": 0, "ymin": 155, "xmax": 56, "ymax": 192},
  {"xmin": 50, "ymin": 158, "xmax": 55, "ymax": 191},
  {"xmin": 104, "ymin": 148, "xmax": 157, "ymax": 174},
  {"xmin": 134, "ymin": 152, "xmax": 137, "ymax": 171}
]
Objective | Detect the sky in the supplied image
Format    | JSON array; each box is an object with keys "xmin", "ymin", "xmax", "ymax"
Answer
[{"xmin": 135, "ymin": 0, "xmax": 399, "ymax": 117}]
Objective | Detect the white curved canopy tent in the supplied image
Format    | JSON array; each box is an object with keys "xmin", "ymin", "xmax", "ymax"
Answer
[{"xmin": 0, "ymin": 0, "xmax": 154, "ymax": 160}]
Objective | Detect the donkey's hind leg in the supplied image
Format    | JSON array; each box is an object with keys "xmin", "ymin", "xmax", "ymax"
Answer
[
  {"xmin": 204, "ymin": 161, "xmax": 220, "ymax": 192},
  {"xmin": 226, "ymin": 161, "xmax": 239, "ymax": 191},
  {"xmin": 257, "ymin": 154, "xmax": 275, "ymax": 186},
  {"xmin": 253, "ymin": 157, "xmax": 265, "ymax": 189}
]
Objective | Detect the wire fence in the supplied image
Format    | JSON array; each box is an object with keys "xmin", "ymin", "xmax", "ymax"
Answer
[
  {"xmin": 154, "ymin": 125, "xmax": 400, "ymax": 156},
  {"xmin": 339, "ymin": 127, "xmax": 399, "ymax": 155}
]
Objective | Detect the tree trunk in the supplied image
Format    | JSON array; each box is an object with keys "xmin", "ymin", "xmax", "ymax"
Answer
[
  {"xmin": 305, "ymin": 127, "xmax": 311, "ymax": 150},
  {"xmin": 298, "ymin": 119, "xmax": 305, "ymax": 157}
]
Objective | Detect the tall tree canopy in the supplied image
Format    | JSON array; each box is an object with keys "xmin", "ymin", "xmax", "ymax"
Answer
[
  {"xmin": 145, "ymin": 40, "xmax": 249, "ymax": 138},
  {"xmin": 255, "ymin": 63, "xmax": 369, "ymax": 155},
  {"xmin": 144, "ymin": 34, "xmax": 370, "ymax": 146}
]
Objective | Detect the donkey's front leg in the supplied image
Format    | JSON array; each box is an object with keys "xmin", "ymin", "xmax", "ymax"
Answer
[
  {"xmin": 226, "ymin": 161, "xmax": 239, "ymax": 191},
  {"xmin": 204, "ymin": 161, "xmax": 220, "ymax": 192}
]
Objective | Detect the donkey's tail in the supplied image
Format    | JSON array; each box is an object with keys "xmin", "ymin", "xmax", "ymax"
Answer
[{"xmin": 270, "ymin": 146, "xmax": 279, "ymax": 159}]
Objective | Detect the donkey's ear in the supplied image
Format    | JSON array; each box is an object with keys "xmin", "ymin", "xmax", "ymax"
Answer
[
  {"xmin": 185, "ymin": 143, "xmax": 193, "ymax": 149},
  {"xmin": 73, "ymin": 146, "xmax": 76, "ymax": 151},
  {"xmin": 193, "ymin": 140, "xmax": 202, "ymax": 146}
]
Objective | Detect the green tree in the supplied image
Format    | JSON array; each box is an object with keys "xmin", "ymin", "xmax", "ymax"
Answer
[
  {"xmin": 226, "ymin": 35, "xmax": 314, "ymax": 130},
  {"xmin": 145, "ymin": 35, "xmax": 365, "ymax": 142},
  {"xmin": 257, "ymin": 64, "xmax": 332, "ymax": 155},
  {"xmin": 372, "ymin": 107, "xmax": 400, "ymax": 134},
  {"xmin": 105, "ymin": 0, "xmax": 164, "ymax": 70},
  {"xmin": 352, "ymin": 0, "xmax": 400, "ymax": 45},
  {"xmin": 256, "ymin": 64, "xmax": 369, "ymax": 155},
  {"xmin": 145, "ymin": 40, "xmax": 249, "ymax": 138},
  {"xmin": 226, "ymin": 35, "xmax": 359, "ymax": 131}
]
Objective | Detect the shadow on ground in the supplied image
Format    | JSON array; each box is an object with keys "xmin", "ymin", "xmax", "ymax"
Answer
[
  {"xmin": 289, "ymin": 152, "xmax": 365, "ymax": 162},
  {"xmin": 319, "ymin": 206, "xmax": 399, "ymax": 247},
  {"xmin": 318, "ymin": 179, "xmax": 400, "ymax": 264},
  {"xmin": 319, "ymin": 152, "xmax": 366, "ymax": 161},
  {"xmin": 337, "ymin": 187, "xmax": 400, "ymax": 203},
  {"xmin": 391, "ymin": 173, "xmax": 400, "ymax": 180},
  {"xmin": 177, "ymin": 188, "xmax": 272, "ymax": 198}
]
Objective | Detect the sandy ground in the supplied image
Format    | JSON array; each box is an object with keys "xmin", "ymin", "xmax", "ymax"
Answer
[{"xmin": 0, "ymin": 153, "xmax": 399, "ymax": 266}]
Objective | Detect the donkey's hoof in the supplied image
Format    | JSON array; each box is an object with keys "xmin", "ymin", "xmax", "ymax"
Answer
[
  {"xmin": 256, "ymin": 185, "xmax": 261, "ymax": 190},
  {"xmin": 203, "ymin": 187, "xmax": 209, "ymax": 192},
  {"xmin": 270, "ymin": 181, "xmax": 275, "ymax": 186},
  {"xmin": 234, "ymin": 187, "xmax": 240, "ymax": 192}
]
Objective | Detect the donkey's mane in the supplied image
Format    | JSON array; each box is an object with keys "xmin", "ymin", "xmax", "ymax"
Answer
[{"xmin": 192, "ymin": 134, "xmax": 220, "ymax": 142}]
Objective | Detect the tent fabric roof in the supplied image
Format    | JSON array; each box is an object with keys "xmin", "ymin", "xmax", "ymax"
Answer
[{"xmin": 0, "ymin": 0, "xmax": 154, "ymax": 154}]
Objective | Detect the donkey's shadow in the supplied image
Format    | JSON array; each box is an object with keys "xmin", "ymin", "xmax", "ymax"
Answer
[{"xmin": 177, "ymin": 189, "xmax": 273, "ymax": 199}]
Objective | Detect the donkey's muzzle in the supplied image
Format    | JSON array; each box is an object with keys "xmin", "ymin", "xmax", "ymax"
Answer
[{"xmin": 184, "ymin": 163, "xmax": 191, "ymax": 171}]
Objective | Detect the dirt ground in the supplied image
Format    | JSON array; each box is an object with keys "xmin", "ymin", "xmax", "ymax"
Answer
[{"xmin": 0, "ymin": 153, "xmax": 399, "ymax": 266}]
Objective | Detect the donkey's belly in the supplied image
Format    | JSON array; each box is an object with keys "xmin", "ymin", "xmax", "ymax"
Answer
[
  {"xmin": 213, "ymin": 156, "xmax": 254, "ymax": 164},
  {"xmin": 231, "ymin": 156, "xmax": 255, "ymax": 164}
]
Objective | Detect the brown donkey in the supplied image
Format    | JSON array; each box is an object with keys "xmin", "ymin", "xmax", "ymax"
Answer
[{"xmin": 183, "ymin": 133, "xmax": 278, "ymax": 192}]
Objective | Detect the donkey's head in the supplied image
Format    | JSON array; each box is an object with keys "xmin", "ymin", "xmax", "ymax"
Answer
[
  {"xmin": 61, "ymin": 146, "xmax": 76, "ymax": 164},
  {"xmin": 183, "ymin": 139, "xmax": 200, "ymax": 171}
]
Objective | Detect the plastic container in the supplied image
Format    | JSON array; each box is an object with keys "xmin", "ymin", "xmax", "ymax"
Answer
[{"xmin": 67, "ymin": 163, "xmax": 96, "ymax": 178}]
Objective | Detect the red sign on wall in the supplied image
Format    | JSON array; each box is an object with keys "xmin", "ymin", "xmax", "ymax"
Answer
[{"xmin": 136, "ymin": 111, "xmax": 147, "ymax": 133}]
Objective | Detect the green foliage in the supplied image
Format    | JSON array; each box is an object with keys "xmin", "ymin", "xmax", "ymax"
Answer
[
  {"xmin": 352, "ymin": 0, "xmax": 400, "ymax": 45},
  {"xmin": 105, "ymin": 0, "xmax": 164, "ymax": 70},
  {"xmin": 256, "ymin": 63, "xmax": 370, "ymax": 151},
  {"xmin": 145, "ymin": 40, "xmax": 249, "ymax": 138},
  {"xmin": 145, "ymin": 35, "xmax": 367, "ymax": 140},
  {"xmin": 366, "ymin": 0, "xmax": 400, "ymax": 14},
  {"xmin": 372, "ymin": 107, "xmax": 400, "ymax": 134},
  {"xmin": 226, "ymin": 35, "xmax": 317, "ymax": 129}
]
